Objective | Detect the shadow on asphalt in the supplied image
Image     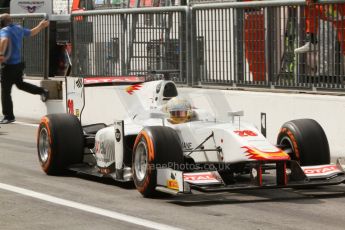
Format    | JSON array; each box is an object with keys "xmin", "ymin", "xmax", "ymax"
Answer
[
  {"xmin": 166, "ymin": 186, "xmax": 345, "ymax": 206},
  {"xmin": 73, "ymin": 172, "xmax": 136, "ymax": 190},
  {"xmin": 55, "ymin": 170, "xmax": 345, "ymax": 204}
]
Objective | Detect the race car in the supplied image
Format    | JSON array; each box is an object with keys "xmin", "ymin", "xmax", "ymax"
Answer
[{"xmin": 37, "ymin": 77, "xmax": 345, "ymax": 197}]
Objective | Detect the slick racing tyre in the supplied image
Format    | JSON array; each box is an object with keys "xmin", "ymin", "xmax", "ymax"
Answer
[
  {"xmin": 132, "ymin": 126, "xmax": 184, "ymax": 197},
  {"xmin": 277, "ymin": 119, "xmax": 330, "ymax": 166},
  {"xmin": 37, "ymin": 113, "xmax": 84, "ymax": 175}
]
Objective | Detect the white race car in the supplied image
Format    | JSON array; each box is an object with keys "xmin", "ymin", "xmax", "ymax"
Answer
[{"xmin": 37, "ymin": 78, "xmax": 345, "ymax": 197}]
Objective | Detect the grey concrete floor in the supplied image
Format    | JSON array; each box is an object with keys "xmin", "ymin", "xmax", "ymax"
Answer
[{"xmin": 1, "ymin": 121, "xmax": 345, "ymax": 230}]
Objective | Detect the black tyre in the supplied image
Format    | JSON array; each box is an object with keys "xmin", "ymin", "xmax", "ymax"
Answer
[
  {"xmin": 132, "ymin": 126, "xmax": 184, "ymax": 197},
  {"xmin": 37, "ymin": 113, "xmax": 84, "ymax": 175},
  {"xmin": 277, "ymin": 119, "xmax": 330, "ymax": 166}
]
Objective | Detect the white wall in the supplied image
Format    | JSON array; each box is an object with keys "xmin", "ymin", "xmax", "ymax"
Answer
[
  {"xmin": 4, "ymin": 79, "xmax": 345, "ymax": 157},
  {"xmin": 4, "ymin": 79, "xmax": 66, "ymax": 120}
]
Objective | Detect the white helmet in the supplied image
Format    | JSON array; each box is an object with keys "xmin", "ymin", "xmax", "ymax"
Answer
[{"xmin": 166, "ymin": 97, "xmax": 192, "ymax": 124}]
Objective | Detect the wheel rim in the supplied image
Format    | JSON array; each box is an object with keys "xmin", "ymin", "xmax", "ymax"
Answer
[
  {"xmin": 280, "ymin": 136, "xmax": 296, "ymax": 160},
  {"xmin": 134, "ymin": 141, "xmax": 148, "ymax": 181},
  {"xmin": 38, "ymin": 127, "xmax": 50, "ymax": 164}
]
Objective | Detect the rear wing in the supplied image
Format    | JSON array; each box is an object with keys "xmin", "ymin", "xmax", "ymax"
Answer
[
  {"xmin": 65, "ymin": 76, "xmax": 145, "ymax": 121},
  {"xmin": 83, "ymin": 76, "xmax": 145, "ymax": 86}
]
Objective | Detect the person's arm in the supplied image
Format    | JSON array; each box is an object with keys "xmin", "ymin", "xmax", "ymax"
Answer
[
  {"xmin": 0, "ymin": 37, "xmax": 8, "ymax": 63},
  {"xmin": 30, "ymin": 19, "xmax": 49, "ymax": 37}
]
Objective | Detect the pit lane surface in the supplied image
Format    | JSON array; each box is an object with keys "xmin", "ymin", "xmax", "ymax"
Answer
[{"xmin": 1, "ymin": 120, "xmax": 345, "ymax": 230}]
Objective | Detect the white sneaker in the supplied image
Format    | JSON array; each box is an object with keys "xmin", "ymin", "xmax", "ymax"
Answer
[{"xmin": 294, "ymin": 42, "xmax": 318, "ymax": 54}]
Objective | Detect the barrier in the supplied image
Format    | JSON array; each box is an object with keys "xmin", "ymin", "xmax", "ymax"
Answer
[
  {"xmin": 71, "ymin": 6, "xmax": 188, "ymax": 83},
  {"xmin": 69, "ymin": 0, "xmax": 345, "ymax": 91},
  {"xmin": 191, "ymin": 0, "xmax": 345, "ymax": 90},
  {"xmin": 5, "ymin": 1, "xmax": 344, "ymax": 91},
  {"xmin": 11, "ymin": 14, "xmax": 49, "ymax": 78}
]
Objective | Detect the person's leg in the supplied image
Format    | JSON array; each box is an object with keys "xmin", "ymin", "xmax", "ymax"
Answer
[
  {"xmin": 14, "ymin": 67, "xmax": 44, "ymax": 95},
  {"xmin": 0, "ymin": 66, "xmax": 16, "ymax": 122},
  {"xmin": 13, "ymin": 64, "xmax": 49, "ymax": 101}
]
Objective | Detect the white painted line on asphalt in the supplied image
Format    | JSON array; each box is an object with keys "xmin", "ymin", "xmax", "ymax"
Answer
[
  {"xmin": 14, "ymin": 121, "xmax": 39, "ymax": 127},
  {"xmin": 0, "ymin": 182, "xmax": 183, "ymax": 230}
]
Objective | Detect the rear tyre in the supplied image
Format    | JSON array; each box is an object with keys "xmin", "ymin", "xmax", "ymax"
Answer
[
  {"xmin": 277, "ymin": 119, "xmax": 330, "ymax": 166},
  {"xmin": 37, "ymin": 114, "xmax": 84, "ymax": 175},
  {"xmin": 132, "ymin": 126, "xmax": 184, "ymax": 197}
]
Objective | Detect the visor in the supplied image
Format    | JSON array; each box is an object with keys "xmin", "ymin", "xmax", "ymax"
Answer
[{"xmin": 170, "ymin": 110, "xmax": 188, "ymax": 118}]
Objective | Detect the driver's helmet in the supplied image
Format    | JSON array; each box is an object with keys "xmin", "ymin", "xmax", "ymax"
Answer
[{"xmin": 166, "ymin": 97, "xmax": 192, "ymax": 124}]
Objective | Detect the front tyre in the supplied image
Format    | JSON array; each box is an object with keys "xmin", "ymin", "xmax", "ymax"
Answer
[
  {"xmin": 37, "ymin": 114, "xmax": 84, "ymax": 175},
  {"xmin": 277, "ymin": 119, "xmax": 330, "ymax": 166},
  {"xmin": 132, "ymin": 126, "xmax": 183, "ymax": 197}
]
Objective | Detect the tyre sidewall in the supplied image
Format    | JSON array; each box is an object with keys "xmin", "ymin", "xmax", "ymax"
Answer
[
  {"xmin": 37, "ymin": 114, "xmax": 84, "ymax": 175},
  {"xmin": 37, "ymin": 116, "xmax": 57, "ymax": 174},
  {"xmin": 277, "ymin": 119, "xmax": 330, "ymax": 166},
  {"xmin": 132, "ymin": 131, "xmax": 157, "ymax": 196}
]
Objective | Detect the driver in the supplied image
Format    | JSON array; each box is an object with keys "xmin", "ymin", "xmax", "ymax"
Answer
[{"xmin": 165, "ymin": 97, "xmax": 193, "ymax": 124}]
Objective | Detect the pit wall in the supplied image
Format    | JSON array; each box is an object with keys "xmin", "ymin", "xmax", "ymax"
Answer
[{"xmin": 5, "ymin": 78, "xmax": 345, "ymax": 157}]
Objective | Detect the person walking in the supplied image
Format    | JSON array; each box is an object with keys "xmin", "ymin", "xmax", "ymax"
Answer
[
  {"xmin": 295, "ymin": 0, "xmax": 345, "ymax": 53},
  {"xmin": 0, "ymin": 13, "xmax": 49, "ymax": 124}
]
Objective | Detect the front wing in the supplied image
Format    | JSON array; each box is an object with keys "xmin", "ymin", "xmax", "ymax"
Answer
[{"xmin": 156, "ymin": 159, "xmax": 345, "ymax": 194}]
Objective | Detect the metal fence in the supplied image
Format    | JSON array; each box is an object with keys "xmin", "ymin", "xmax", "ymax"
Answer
[
  {"xmin": 12, "ymin": 14, "xmax": 48, "ymax": 77},
  {"xmin": 191, "ymin": 0, "xmax": 345, "ymax": 90},
  {"xmin": 70, "ymin": 0, "xmax": 345, "ymax": 91},
  {"xmin": 71, "ymin": 7, "xmax": 188, "ymax": 82}
]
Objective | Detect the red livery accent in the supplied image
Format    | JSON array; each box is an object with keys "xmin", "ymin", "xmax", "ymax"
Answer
[
  {"xmin": 126, "ymin": 83, "xmax": 143, "ymax": 95},
  {"xmin": 83, "ymin": 76, "xmax": 145, "ymax": 85},
  {"xmin": 303, "ymin": 165, "xmax": 341, "ymax": 175},
  {"xmin": 242, "ymin": 146, "xmax": 290, "ymax": 161},
  {"xmin": 234, "ymin": 130, "xmax": 258, "ymax": 137},
  {"xmin": 67, "ymin": 99, "xmax": 74, "ymax": 114}
]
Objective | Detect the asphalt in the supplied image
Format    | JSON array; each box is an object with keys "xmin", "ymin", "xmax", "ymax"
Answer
[{"xmin": 1, "ymin": 120, "xmax": 345, "ymax": 230}]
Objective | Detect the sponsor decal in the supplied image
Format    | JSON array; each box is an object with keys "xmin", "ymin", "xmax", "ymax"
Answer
[
  {"xmin": 18, "ymin": 1, "xmax": 44, "ymax": 13},
  {"xmin": 184, "ymin": 172, "xmax": 221, "ymax": 184},
  {"xmin": 67, "ymin": 99, "xmax": 74, "ymax": 115},
  {"xmin": 95, "ymin": 141, "xmax": 106, "ymax": 155},
  {"xmin": 242, "ymin": 146, "xmax": 290, "ymax": 161},
  {"xmin": 99, "ymin": 167, "xmax": 110, "ymax": 174},
  {"xmin": 76, "ymin": 78, "xmax": 83, "ymax": 88},
  {"xmin": 75, "ymin": 109, "xmax": 80, "ymax": 118},
  {"xmin": 126, "ymin": 83, "xmax": 143, "ymax": 95},
  {"xmin": 115, "ymin": 129, "xmax": 121, "ymax": 142},
  {"xmin": 167, "ymin": 179, "xmax": 179, "ymax": 190},
  {"xmin": 95, "ymin": 141, "xmax": 100, "ymax": 153},
  {"xmin": 303, "ymin": 165, "xmax": 342, "ymax": 176},
  {"xmin": 182, "ymin": 142, "xmax": 192, "ymax": 150},
  {"xmin": 234, "ymin": 130, "xmax": 258, "ymax": 137}
]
